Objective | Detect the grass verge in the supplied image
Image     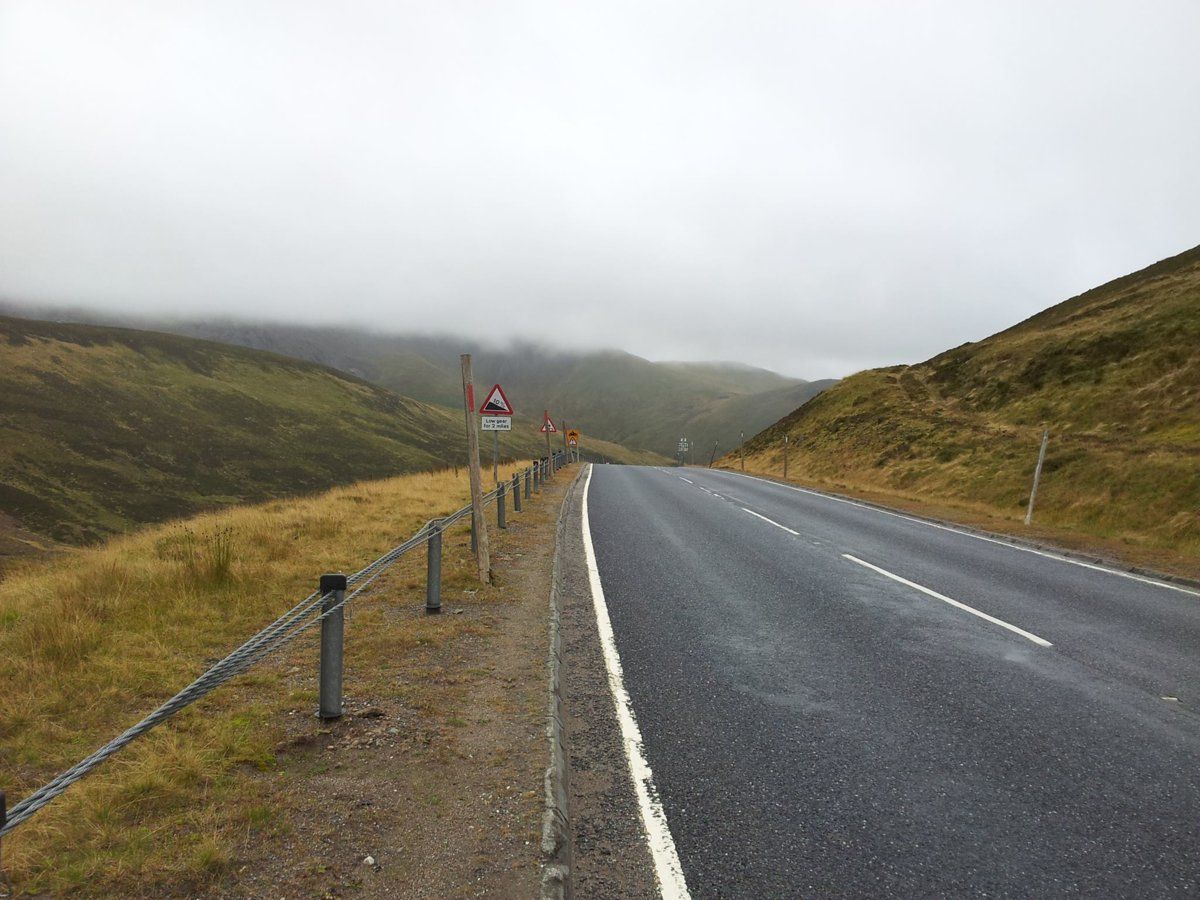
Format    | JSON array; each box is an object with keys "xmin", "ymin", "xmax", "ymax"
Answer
[{"xmin": 0, "ymin": 461, "xmax": 553, "ymax": 894}]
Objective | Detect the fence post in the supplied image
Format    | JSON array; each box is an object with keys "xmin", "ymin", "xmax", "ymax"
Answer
[
  {"xmin": 426, "ymin": 519, "xmax": 442, "ymax": 614},
  {"xmin": 497, "ymin": 480, "xmax": 507, "ymax": 529},
  {"xmin": 534, "ymin": 461, "xmax": 541, "ymax": 492},
  {"xmin": 318, "ymin": 573, "xmax": 347, "ymax": 720},
  {"xmin": 525, "ymin": 467, "xmax": 533, "ymax": 498},
  {"xmin": 1025, "ymin": 430, "xmax": 1050, "ymax": 526},
  {"xmin": 512, "ymin": 472, "xmax": 522, "ymax": 512}
]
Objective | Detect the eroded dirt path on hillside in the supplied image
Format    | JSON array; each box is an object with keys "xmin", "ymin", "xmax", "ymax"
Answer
[{"xmin": 194, "ymin": 473, "xmax": 574, "ymax": 898}]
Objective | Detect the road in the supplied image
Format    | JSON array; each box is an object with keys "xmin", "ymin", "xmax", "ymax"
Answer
[{"xmin": 581, "ymin": 464, "xmax": 1200, "ymax": 897}]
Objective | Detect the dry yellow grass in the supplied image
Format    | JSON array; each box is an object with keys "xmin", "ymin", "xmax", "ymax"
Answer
[{"xmin": 0, "ymin": 461, "xmax": 538, "ymax": 893}]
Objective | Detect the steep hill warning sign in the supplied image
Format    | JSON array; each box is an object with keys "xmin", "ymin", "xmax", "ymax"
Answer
[{"xmin": 480, "ymin": 384, "xmax": 513, "ymax": 416}]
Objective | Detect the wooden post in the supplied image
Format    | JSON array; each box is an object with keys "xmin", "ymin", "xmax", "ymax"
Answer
[
  {"xmin": 740, "ymin": 431, "xmax": 745, "ymax": 471},
  {"xmin": 783, "ymin": 434, "xmax": 789, "ymax": 480},
  {"xmin": 461, "ymin": 355, "xmax": 490, "ymax": 583},
  {"xmin": 1025, "ymin": 430, "xmax": 1050, "ymax": 526}
]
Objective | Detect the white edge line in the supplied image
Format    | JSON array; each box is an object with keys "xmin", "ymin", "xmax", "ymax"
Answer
[
  {"xmin": 718, "ymin": 470, "xmax": 1200, "ymax": 598},
  {"xmin": 843, "ymin": 553, "xmax": 1053, "ymax": 648},
  {"xmin": 582, "ymin": 465, "xmax": 692, "ymax": 899},
  {"xmin": 740, "ymin": 507, "xmax": 800, "ymax": 536}
]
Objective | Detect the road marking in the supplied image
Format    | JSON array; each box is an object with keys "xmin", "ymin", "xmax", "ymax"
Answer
[
  {"xmin": 678, "ymin": 477, "xmax": 694, "ymax": 484},
  {"xmin": 843, "ymin": 553, "xmax": 1053, "ymax": 647},
  {"xmin": 583, "ymin": 465, "xmax": 692, "ymax": 899},
  {"xmin": 740, "ymin": 507, "xmax": 800, "ymax": 536},
  {"xmin": 717, "ymin": 471, "xmax": 1200, "ymax": 598}
]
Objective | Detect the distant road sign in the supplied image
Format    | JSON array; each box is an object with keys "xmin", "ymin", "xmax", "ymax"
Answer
[
  {"xmin": 540, "ymin": 412, "xmax": 558, "ymax": 433},
  {"xmin": 481, "ymin": 416, "xmax": 512, "ymax": 431},
  {"xmin": 566, "ymin": 429, "xmax": 580, "ymax": 446},
  {"xmin": 480, "ymin": 384, "xmax": 514, "ymax": 415}
]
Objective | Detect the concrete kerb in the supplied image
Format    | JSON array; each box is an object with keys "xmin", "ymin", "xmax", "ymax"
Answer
[
  {"xmin": 715, "ymin": 467, "xmax": 1200, "ymax": 592},
  {"xmin": 541, "ymin": 466, "xmax": 582, "ymax": 899}
]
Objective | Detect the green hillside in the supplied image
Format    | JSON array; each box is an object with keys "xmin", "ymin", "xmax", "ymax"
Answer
[
  {"xmin": 0, "ymin": 316, "xmax": 585, "ymax": 549},
  {"xmin": 15, "ymin": 316, "xmax": 831, "ymax": 458},
  {"xmin": 729, "ymin": 244, "xmax": 1200, "ymax": 573}
]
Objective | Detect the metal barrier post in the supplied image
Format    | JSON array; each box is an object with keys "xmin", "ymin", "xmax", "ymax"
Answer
[
  {"xmin": 426, "ymin": 519, "xmax": 442, "ymax": 614},
  {"xmin": 497, "ymin": 480, "xmax": 507, "ymax": 529},
  {"xmin": 512, "ymin": 472, "xmax": 522, "ymax": 512},
  {"xmin": 534, "ymin": 461, "xmax": 541, "ymax": 492},
  {"xmin": 525, "ymin": 467, "xmax": 532, "ymax": 499},
  {"xmin": 318, "ymin": 573, "xmax": 347, "ymax": 720}
]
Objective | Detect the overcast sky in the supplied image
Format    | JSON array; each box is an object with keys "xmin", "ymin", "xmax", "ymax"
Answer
[{"xmin": 2, "ymin": 2, "xmax": 1198, "ymax": 378}]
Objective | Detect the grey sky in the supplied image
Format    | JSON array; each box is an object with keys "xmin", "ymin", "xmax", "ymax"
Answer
[{"xmin": 2, "ymin": 1, "xmax": 1198, "ymax": 379}]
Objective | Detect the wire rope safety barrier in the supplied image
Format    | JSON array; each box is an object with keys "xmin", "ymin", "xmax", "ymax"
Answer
[{"xmin": 0, "ymin": 451, "xmax": 572, "ymax": 839}]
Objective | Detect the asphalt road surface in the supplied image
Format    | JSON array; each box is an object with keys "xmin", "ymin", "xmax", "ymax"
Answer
[{"xmin": 582, "ymin": 464, "xmax": 1200, "ymax": 897}]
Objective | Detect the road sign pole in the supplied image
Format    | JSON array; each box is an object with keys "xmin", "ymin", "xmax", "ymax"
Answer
[
  {"xmin": 783, "ymin": 434, "xmax": 789, "ymax": 480},
  {"xmin": 460, "ymin": 354, "xmax": 490, "ymax": 584},
  {"xmin": 740, "ymin": 431, "xmax": 745, "ymax": 471},
  {"xmin": 493, "ymin": 431, "xmax": 499, "ymax": 483}
]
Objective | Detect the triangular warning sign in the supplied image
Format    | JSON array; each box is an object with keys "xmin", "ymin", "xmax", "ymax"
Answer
[
  {"xmin": 480, "ymin": 384, "xmax": 514, "ymax": 416},
  {"xmin": 539, "ymin": 411, "xmax": 557, "ymax": 433}
]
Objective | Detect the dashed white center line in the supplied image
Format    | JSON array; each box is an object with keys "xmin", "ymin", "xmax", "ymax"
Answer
[
  {"xmin": 719, "ymin": 470, "xmax": 1199, "ymax": 598},
  {"xmin": 678, "ymin": 477, "xmax": 694, "ymax": 484},
  {"xmin": 741, "ymin": 507, "xmax": 800, "ymax": 536},
  {"xmin": 843, "ymin": 554, "xmax": 1053, "ymax": 647}
]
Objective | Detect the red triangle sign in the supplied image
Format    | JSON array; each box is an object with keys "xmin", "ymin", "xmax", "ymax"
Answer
[
  {"xmin": 539, "ymin": 411, "xmax": 558, "ymax": 433},
  {"xmin": 480, "ymin": 383, "xmax": 514, "ymax": 416}
]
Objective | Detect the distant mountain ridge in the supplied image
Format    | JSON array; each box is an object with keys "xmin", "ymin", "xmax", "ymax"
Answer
[
  {"xmin": 0, "ymin": 307, "xmax": 835, "ymax": 458},
  {"xmin": 0, "ymin": 315, "xmax": 660, "ymax": 551}
]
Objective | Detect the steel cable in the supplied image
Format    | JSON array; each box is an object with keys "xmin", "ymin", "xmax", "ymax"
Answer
[{"xmin": 0, "ymin": 477, "xmax": 522, "ymax": 835}]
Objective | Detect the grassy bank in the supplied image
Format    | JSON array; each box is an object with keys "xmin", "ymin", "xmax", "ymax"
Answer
[
  {"xmin": 726, "ymin": 245, "xmax": 1200, "ymax": 579},
  {"xmin": 0, "ymin": 462, "xmax": 543, "ymax": 893}
]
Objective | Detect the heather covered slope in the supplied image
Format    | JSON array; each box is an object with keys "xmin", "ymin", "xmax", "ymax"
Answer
[
  {"xmin": 0, "ymin": 316, "xmax": 533, "ymax": 546},
  {"xmin": 728, "ymin": 244, "xmax": 1200, "ymax": 572},
  {"xmin": 0, "ymin": 312, "xmax": 831, "ymax": 458}
]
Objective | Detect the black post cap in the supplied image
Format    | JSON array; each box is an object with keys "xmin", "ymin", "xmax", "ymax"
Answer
[{"xmin": 319, "ymin": 573, "xmax": 348, "ymax": 593}]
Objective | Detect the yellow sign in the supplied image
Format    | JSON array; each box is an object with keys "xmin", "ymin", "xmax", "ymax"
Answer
[{"xmin": 566, "ymin": 429, "xmax": 580, "ymax": 446}]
